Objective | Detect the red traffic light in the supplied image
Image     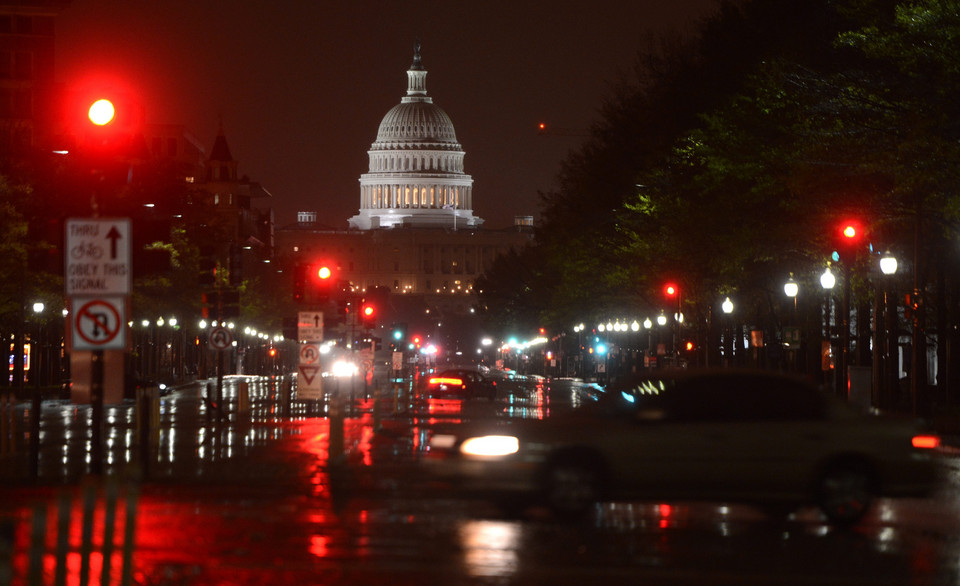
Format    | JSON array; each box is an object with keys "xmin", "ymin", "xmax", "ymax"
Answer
[
  {"xmin": 317, "ymin": 265, "xmax": 332, "ymax": 280},
  {"xmin": 684, "ymin": 340, "xmax": 695, "ymax": 352},
  {"xmin": 362, "ymin": 304, "xmax": 375, "ymax": 318},
  {"xmin": 664, "ymin": 283, "xmax": 679, "ymax": 297},
  {"xmin": 88, "ymin": 99, "xmax": 116, "ymax": 125},
  {"xmin": 839, "ymin": 220, "xmax": 863, "ymax": 241}
]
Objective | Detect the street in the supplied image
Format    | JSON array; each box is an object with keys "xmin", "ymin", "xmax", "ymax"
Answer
[{"xmin": 2, "ymin": 374, "xmax": 960, "ymax": 584}]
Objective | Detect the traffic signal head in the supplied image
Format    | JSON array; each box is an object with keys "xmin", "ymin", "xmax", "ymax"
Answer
[
  {"xmin": 839, "ymin": 220, "xmax": 862, "ymax": 242},
  {"xmin": 836, "ymin": 219, "xmax": 865, "ymax": 261},
  {"xmin": 664, "ymin": 283, "xmax": 678, "ymax": 298},
  {"xmin": 317, "ymin": 265, "xmax": 332, "ymax": 280},
  {"xmin": 360, "ymin": 302, "xmax": 376, "ymax": 328}
]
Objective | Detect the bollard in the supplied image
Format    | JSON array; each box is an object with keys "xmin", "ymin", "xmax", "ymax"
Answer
[
  {"xmin": 328, "ymin": 396, "xmax": 345, "ymax": 464},
  {"xmin": 281, "ymin": 377, "xmax": 291, "ymax": 418},
  {"xmin": 238, "ymin": 380, "xmax": 250, "ymax": 414},
  {"xmin": 136, "ymin": 387, "xmax": 160, "ymax": 478}
]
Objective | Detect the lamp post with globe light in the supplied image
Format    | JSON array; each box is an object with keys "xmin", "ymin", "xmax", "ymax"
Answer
[
  {"xmin": 875, "ymin": 252, "xmax": 898, "ymax": 409},
  {"xmin": 721, "ymin": 297, "xmax": 734, "ymax": 367},
  {"xmin": 820, "ymin": 266, "xmax": 837, "ymax": 391}
]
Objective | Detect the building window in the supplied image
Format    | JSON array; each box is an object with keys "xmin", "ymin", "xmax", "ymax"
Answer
[{"xmin": 13, "ymin": 52, "xmax": 32, "ymax": 80}]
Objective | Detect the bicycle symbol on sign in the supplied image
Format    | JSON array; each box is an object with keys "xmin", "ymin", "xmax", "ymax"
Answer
[{"xmin": 70, "ymin": 242, "xmax": 103, "ymax": 260}]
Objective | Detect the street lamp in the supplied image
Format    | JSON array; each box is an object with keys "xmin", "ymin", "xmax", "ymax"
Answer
[
  {"xmin": 721, "ymin": 297, "xmax": 734, "ymax": 315},
  {"xmin": 721, "ymin": 297, "xmax": 734, "ymax": 366},
  {"xmin": 820, "ymin": 266, "xmax": 836, "ymax": 391},
  {"xmin": 784, "ymin": 274, "xmax": 798, "ymax": 309},
  {"xmin": 876, "ymin": 252, "xmax": 899, "ymax": 409},
  {"xmin": 880, "ymin": 252, "xmax": 898, "ymax": 276}
]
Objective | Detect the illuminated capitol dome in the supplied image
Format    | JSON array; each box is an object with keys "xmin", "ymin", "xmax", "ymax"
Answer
[{"xmin": 349, "ymin": 42, "xmax": 482, "ymax": 230}]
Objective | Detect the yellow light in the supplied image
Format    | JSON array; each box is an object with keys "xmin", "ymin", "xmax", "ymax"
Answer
[{"xmin": 88, "ymin": 99, "xmax": 115, "ymax": 125}]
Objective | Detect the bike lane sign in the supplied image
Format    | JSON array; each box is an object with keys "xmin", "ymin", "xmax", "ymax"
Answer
[{"xmin": 65, "ymin": 218, "xmax": 132, "ymax": 296}]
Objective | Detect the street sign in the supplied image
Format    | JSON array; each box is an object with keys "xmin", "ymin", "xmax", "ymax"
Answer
[
  {"xmin": 209, "ymin": 326, "xmax": 232, "ymax": 350},
  {"xmin": 299, "ymin": 343, "xmax": 321, "ymax": 365},
  {"xmin": 298, "ymin": 311, "xmax": 323, "ymax": 342},
  {"xmin": 70, "ymin": 296, "xmax": 127, "ymax": 351},
  {"xmin": 297, "ymin": 364, "xmax": 323, "ymax": 399},
  {"xmin": 298, "ymin": 342, "xmax": 323, "ymax": 400},
  {"xmin": 65, "ymin": 218, "xmax": 132, "ymax": 296}
]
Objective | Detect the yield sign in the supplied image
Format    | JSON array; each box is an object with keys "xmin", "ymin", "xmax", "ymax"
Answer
[
  {"xmin": 298, "ymin": 364, "xmax": 320, "ymax": 385},
  {"xmin": 297, "ymin": 363, "xmax": 323, "ymax": 400}
]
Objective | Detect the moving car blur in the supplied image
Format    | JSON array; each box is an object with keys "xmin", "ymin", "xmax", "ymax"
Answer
[
  {"xmin": 424, "ymin": 370, "xmax": 943, "ymax": 525},
  {"xmin": 421, "ymin": 368, "xmax": 497, "ymax": 400}
]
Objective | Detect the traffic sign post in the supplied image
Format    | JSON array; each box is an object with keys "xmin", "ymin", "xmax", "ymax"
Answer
[{"xmin": 64, "ymin": 217, "xmax": 133, "ymax": 477}]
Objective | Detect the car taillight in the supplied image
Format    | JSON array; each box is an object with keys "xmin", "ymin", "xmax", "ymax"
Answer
[
  {"xmin": 429, "ymin": 377, "xmax": 463, "ymax": 386},
  {"xmin": 912, "ymin": 434, "xmax": 941, "ymax": 449}
]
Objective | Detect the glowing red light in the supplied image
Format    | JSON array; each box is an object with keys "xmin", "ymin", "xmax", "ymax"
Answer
[
  {"xmin": 912, "ymin": 434, "xmax": 941, "ymax": 449},
  {"xmin": 88, "ymin": 99, "xmax": 115, "ymax": 125}
]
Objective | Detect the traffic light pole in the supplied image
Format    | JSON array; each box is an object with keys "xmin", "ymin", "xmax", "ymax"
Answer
[{"xmin": 839, "ymin": 261, "xmax": 851, "ymax": 399}]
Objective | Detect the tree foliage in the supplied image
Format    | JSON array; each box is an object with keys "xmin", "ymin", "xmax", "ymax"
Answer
[{"xmin": 479, "ymin": 0, "xmax": 960, "ymax": 350}]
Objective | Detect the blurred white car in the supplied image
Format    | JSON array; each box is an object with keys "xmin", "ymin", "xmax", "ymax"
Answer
[{"xmin": 424, "ymin": 370, "xmax": 943, "ymax": 525}]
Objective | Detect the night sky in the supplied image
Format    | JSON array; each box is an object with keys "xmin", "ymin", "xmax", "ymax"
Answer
[{"xmin": 55, "ymin": 1, "xmax": 719, "ymax": 229}]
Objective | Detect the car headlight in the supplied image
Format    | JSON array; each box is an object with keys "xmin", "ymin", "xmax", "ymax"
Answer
[{"xmin": 460, "ymin": 435, "xmax": 519, "ymax": 457}]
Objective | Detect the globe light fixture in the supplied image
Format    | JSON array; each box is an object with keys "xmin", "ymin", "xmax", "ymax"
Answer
[
  {"xmin": 820, "ymin": 267, "xmax": 836, "ymax": 290},
  {"xmin": 784, "ymin": 275, "xmax": 799, "ymax": 298},
  {"xmin": 722, "ymin": 297, "xmax": 734, "ymax": 314},
  {"xmin": 880, "ymin": 252, "xmax": 898, "ymax": 276}
]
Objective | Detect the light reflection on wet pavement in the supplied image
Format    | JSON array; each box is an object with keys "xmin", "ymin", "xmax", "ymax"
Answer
[{"xmin": 2, "ymin": 374, "xmax": 960, "ymax": 584}]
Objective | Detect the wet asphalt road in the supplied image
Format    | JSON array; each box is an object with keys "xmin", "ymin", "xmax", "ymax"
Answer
[{"xmin": 2, "ymin": 374, "xmax": 960, "ymax": 584}]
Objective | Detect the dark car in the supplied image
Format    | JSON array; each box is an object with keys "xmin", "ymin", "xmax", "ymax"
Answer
[
  {"xmin": 423, "ymin": 370, "xmax": 943, "ymax": 525},
  {"xmin": 422, "ymin": 369, "xmax": 497, "ymax": 400}
]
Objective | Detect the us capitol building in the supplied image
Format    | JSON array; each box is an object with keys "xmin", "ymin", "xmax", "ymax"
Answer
[{"xmin": 276, "ymin": 44, "xmax": 533, "ymax": 342}]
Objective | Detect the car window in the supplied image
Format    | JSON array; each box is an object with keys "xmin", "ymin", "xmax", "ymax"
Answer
[{"xmin": 665, "ymin": 375, "xmax": 825, "ymax": 423}]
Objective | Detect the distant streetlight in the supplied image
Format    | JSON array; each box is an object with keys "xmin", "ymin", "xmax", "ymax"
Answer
[
  {"xmin": 784, "ymin": 274, "xmax": 799, "ymax": 299},
  {"xmin": 721, "ymin": 297, "xmax": 734, "ymax": 314},
  {"xmin": 820, "ymin": 266, "xmax": 836, "ymax": 290},
  {"xmin": 880, "ymin": 252, "xmax": 898, "ymax": 276},
  {"xmin": 32, "ymin": 302, "xmax": 44, "ymax": 314}
]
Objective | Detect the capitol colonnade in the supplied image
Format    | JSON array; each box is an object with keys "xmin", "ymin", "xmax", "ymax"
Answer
[{"xmin": 361, "ymin": 182, "xmax": 472, "ymax": 210}]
